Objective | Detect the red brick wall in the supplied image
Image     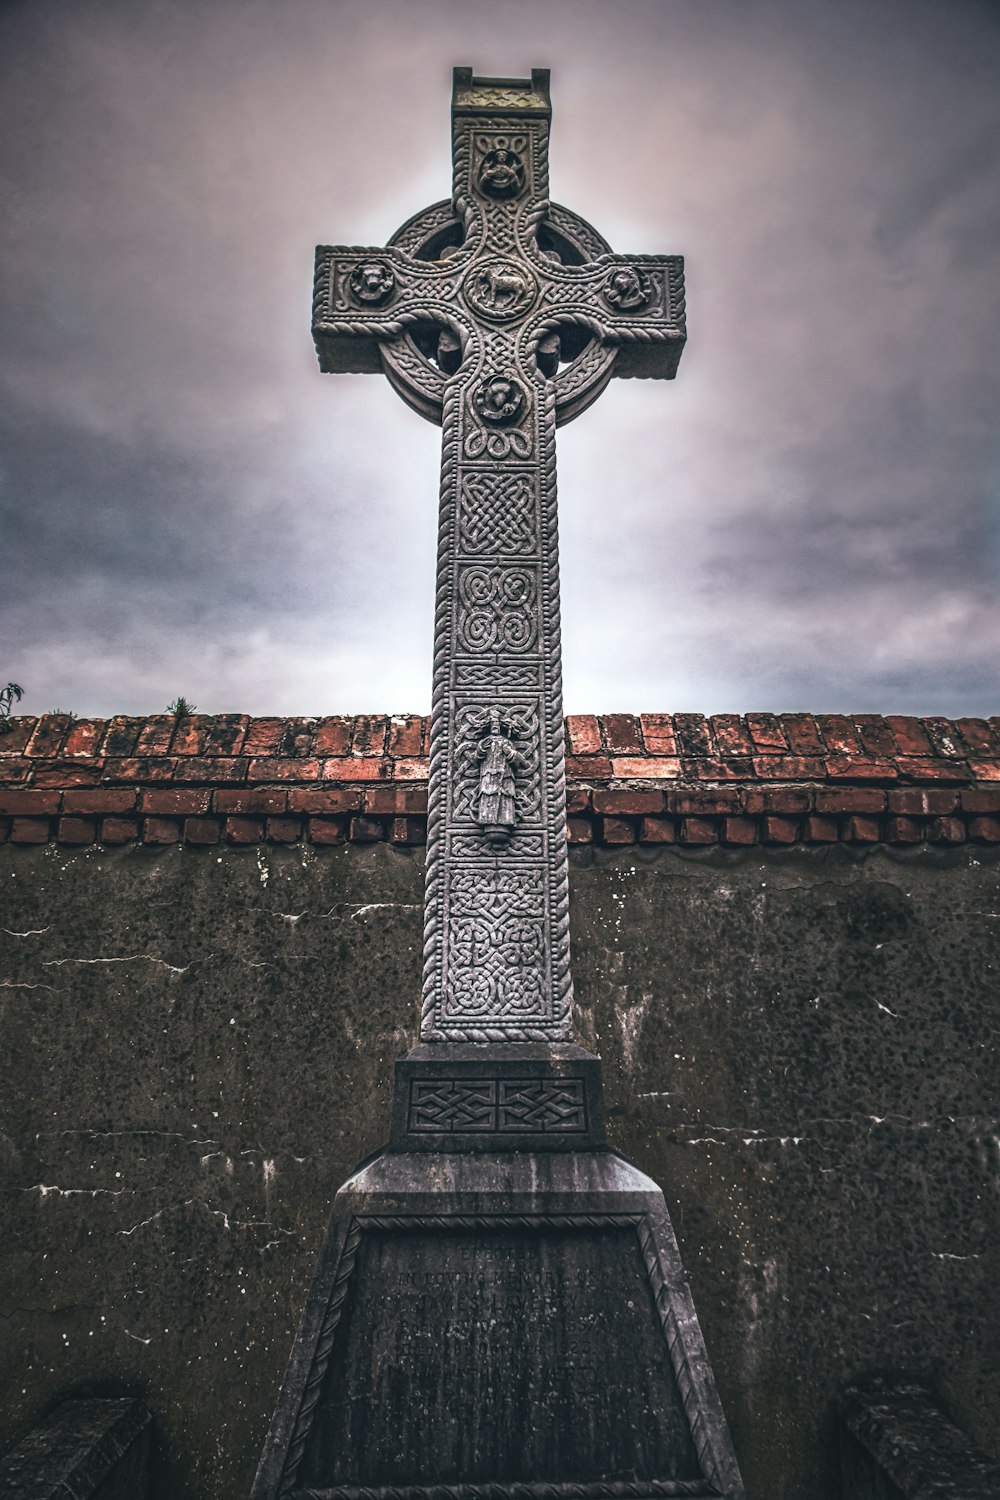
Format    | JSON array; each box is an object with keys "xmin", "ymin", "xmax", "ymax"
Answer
[{"xmin": 1, "ymin": 711, "xmax": 998, "ymax": 849}]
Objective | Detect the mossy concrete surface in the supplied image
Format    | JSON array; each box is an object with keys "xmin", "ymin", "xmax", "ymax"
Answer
[{"xmin": 1, "ymin": 840, "xmax": 997, "ymax": 1500}]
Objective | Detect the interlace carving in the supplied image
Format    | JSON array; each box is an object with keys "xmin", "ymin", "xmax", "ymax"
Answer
[
  {"xmin": 443, "ymin": 867, "xmax": 547, "ymax": 1023},
  {"xmin": 458, "ymin": 472, "xmax": 536, "ymax": 553},
  {"xmin": 407, "ymin": 1077, "xmax": 587, "ymax": 1134},
  {"xmin": 311, "ymin": 68, "xmax": 686, "ymax": 1041}
]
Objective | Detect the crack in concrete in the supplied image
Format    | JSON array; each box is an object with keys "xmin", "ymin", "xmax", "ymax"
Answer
[
  {"xmin": 40, "ymin": 1128, "xmax": 221, "ymax": 1147},
  {"xmin": 320, "ymin": 901, "xmax": 421, "ymax": 922},
  {"xmin": 40, "ymin": 954, "xmax": 193, "ymax": 973},
  {"xmin": 119, "ymin": 1198, "xmax": 297, "ymax": 1239},
  {"xmin": 24, "ymin": 1184, "xmax": 128, "ymax": 1198}
]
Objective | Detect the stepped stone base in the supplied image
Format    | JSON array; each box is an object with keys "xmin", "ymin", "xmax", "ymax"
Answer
[{"xmin": 252, "ymin": 1050, "xmax": 744, "ymax": 1500}]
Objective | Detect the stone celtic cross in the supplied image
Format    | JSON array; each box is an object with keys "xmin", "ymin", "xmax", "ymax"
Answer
[{"xmin": 313, "ymin": 67, "xmax": 685, "ymax": 1043}]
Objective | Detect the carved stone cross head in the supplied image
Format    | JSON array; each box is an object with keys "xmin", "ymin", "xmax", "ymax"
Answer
[
  {"xmin": 312, "ymin": 68, "xmax": 685, "ymax": 1045},
  {"xmin": 314, "ymin": 68, "xmax": 685, "ymax": 426}
]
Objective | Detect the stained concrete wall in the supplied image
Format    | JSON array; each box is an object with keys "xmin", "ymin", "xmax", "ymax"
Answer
[{"xmin": 2, "ymin": 839, "xmax": 998, "ymax": 1500}]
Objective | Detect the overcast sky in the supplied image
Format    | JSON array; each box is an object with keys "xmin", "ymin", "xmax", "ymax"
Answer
[{"xmin": 3, "ymin": 0, "xmax": 998, "ymax": 718}]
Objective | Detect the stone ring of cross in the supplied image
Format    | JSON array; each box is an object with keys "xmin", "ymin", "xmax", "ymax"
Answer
[{"xmin": 371, "ymin": 197, "xmax": 630, "ymax": 426}]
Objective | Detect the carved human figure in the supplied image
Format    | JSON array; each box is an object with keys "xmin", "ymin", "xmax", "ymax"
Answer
[
  {"xmin": 475, "ymin": 710, "xmax": 526, "ymax": 847},
  {"xmin": 478, "ymin": 147, "xmax": 525, "ymax": 199},
  {"xmin": 603, "ymin": 264, "xmax": 651, "ymax": 311}
]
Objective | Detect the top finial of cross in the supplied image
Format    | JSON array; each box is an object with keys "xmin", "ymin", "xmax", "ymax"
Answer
[{"xmin": 452, "ymin": 67, "xmax": 551, "ymax": 117}]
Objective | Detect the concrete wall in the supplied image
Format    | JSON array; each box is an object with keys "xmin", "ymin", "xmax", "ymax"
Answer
[{"xmin": 2, "ymin": 837, "xmax": 997, "ymax": 1500}]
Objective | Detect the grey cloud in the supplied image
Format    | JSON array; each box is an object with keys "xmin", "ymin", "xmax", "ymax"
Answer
[{"xmin": 2, "ymin": 0, "xmax": 999, "ymax": 716}]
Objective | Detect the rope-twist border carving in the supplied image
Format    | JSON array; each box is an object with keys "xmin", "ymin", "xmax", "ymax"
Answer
[
  {"xmin": 635, "ymin": 1219, "xmax": 734, "ymax": 1499},
  {"xmin": 420, "ymin": 381, "xmax": 460, "ymax": 1037},
  {"xmin": 539, "ymin": 374, "xmax": 573, "ymax": 1034},
  {"xmin": 294, "ymin": 1483, "xmax": 719, "ymax": 1500},
  {"xmin": 277, "ymin": 1218, "xmax": 364, "ymax": 1499}
]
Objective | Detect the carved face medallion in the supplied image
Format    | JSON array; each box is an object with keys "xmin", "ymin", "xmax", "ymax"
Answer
[
  {"xmin": 478, "ymin": 148, "xmax": 525, "ymax": 200},
  {"xmin": 474, "ymin": 374, "xmax": 526, "ymax": 426},
  {"xmin": 603, "ymin": 265, "xmax": 652, "ymax": 312},
  {"xmin": 349, "ymin": 259, "xmax": 395, "ymax": 306},
  {"xmin": 464, "ymin": 258, "xmax": 537, "ymax": 322}
]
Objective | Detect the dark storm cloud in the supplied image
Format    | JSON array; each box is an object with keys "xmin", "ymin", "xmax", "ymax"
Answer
[{"xmin": 2, "ymin": 0, "xmax": 998, "ymax": 715}]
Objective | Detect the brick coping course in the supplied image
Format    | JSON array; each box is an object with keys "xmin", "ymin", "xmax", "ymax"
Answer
[{"xmin": 1, "ymin": 712, "xmax": 998, "ymax": 850}]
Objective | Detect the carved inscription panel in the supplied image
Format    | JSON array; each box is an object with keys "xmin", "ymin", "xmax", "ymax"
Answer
[{"xmin": 302, "ymin": 1227, "xmax": 699, "ymax": 1487}]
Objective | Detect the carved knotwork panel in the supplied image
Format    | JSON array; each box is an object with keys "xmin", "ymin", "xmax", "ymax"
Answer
[
  {"xmin": 441, "ymin": 866, "xmax": 550, "ymax": 1027},
  {"xmin": 458, "ymin": 471, "xmax": 538, "ymax": 554},
  {"xmin": 407, "ymin": 1078, "xmax": 587, "ymax": 1134},
  {"xmin": 447, "ymin": 831, "xmax": 545, "ymax": 860},
  {"xmin": 453, "ymin": 662, "xmax": 542, "ymax": 690}
]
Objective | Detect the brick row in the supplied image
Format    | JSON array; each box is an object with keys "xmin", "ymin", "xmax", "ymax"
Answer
[
  {"xmin": 3, "ymin": 806, "xmax": 999, "ymax": 850},
  {"xmin": 0, "ymin": 713, "xmax": 430, "ymax": 762},
  {"xmin": 1, "ymin": 750, "xmax": 996, "ymax": 792},
  {"xmin": 2, "ymin": 713, "xmax": 998, "ymax": 768},
  {"xmin": 4, "ymin": 783, "xmax": 996, "ymax": 821}
]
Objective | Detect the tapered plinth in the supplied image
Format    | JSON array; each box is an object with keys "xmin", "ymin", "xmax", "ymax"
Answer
[{"xmin": 251, "ymin": 1049, "xmax": 745, "ymax": 1500}]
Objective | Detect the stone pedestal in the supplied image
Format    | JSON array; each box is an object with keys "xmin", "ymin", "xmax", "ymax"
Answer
[
  {"xmin": 0, "ymin": 1397, "xmax": 151, "ymax": 1500},
  {"xmin": 251, "ymin": 1048, "xmax": 744, "ymax": 1500}
]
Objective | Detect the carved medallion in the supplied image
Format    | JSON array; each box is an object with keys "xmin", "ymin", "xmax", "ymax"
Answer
[
  {"xmin": 478, "ymin": 147, "xmax": 526, "ymax": 200},
  {"xmin": 603, "ymin": 264, "xmax": 652, "ymax": 312},
  {"xmin": 464, "ymin": 258, "xmax": 537, "ymax": 323},
  {"xmin": 348, "ymin": 259, "xmax": 395, "ymax": 306},
  {"xmin": 473, "ymin": 373, "xmax": 526, "ymax": 425}
]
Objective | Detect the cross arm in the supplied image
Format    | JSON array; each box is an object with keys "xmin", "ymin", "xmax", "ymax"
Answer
[
  {"xmin": 533, "ymin": 252, "xmax": 686, "ymax": 380},
  {"xmin": 312, "ymin": 244, "xmax": 466, "ymax": 375}
]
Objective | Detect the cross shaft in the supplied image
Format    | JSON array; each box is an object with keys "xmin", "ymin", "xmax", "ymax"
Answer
[{"xmin": 312, "ymin": 67, "xmax": 685, "ymax": 1041}]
